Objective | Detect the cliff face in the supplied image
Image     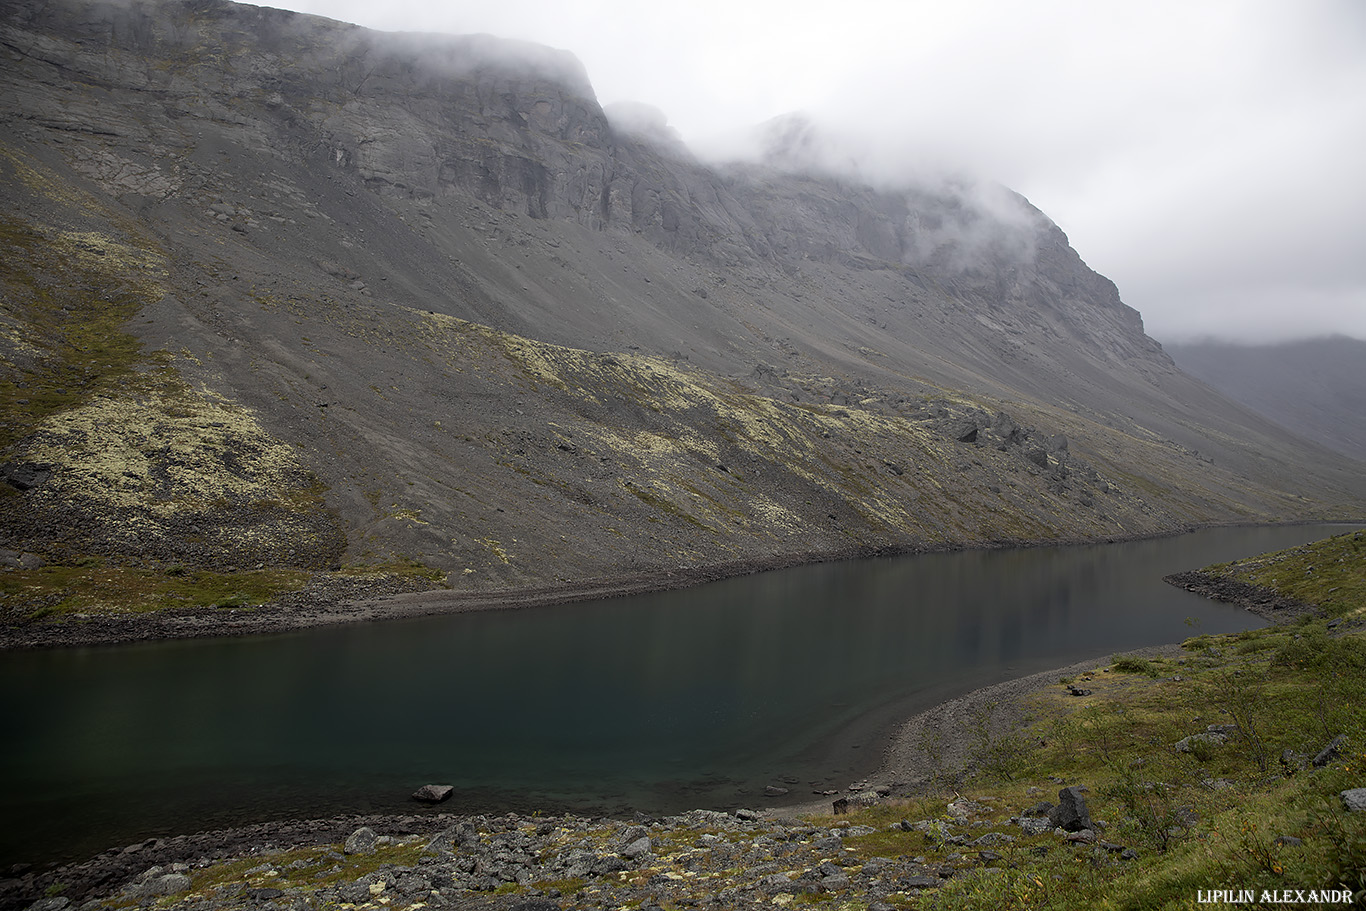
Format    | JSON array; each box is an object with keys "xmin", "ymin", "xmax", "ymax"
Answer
[{"xmin": 1, "ymin": 0, "xmax": 1362, "ymax": 605}]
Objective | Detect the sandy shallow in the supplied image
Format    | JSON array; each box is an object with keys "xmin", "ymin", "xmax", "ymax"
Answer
[{"xmin": 770, "ymin": 642, "xmax": 1189, "ymax": 819}]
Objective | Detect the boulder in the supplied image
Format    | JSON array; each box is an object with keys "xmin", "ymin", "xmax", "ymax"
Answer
[
  {"xmin": 1049, "ymin": 786, "xmax": 1092, "ymax": 832},
  {"xmin": 0, "ymin": 462, "xmax": 51, "ymax": 491},
  {"xmin": 1017, "ymin": 816, "xmax": 1054, "ymax": 836},
  {"xmin": 344, "ymin": 826, "xmax": 378, "ymax": 855},
  {"xmin": 621, "ymin": 836, "xmax": 652, "ymax": 859},
  {"xmin": 394, "ymin": 873, "xmax": 431, "ymax": 896},
  {"xmin": 1065, "ymin": 828, "xmax": 1098, "ymax": 845},
  {"xmin": 758, "ymin": 872, "xmax": 794, "ymax": 892},
  {"xmin": 1312, "ymin": 734, "xmax": 1348, "ymax": 767},
  {"xmin": 142, "ymin": 874, "xmax": 191, "ymax": 897},
  {"xmin": 1175, "ymin": 731, "xmax": 1227, "ymax": 753},
  {"xmin": 1342, "ymin": 788, "xmax": 1366, "ymax": 812},
  {"xmin": 26, "ymin": 898, "xmax": 69, "ymax": 911},
  {"xmin": 425, "ymin": 821, "xmax": 478, "ymax": 854},
  {"xmin": 411, "ymin": 783, "xmax": 454, "ymax": 803}
]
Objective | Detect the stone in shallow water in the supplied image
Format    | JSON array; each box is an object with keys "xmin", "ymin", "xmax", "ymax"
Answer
[{"xmin": 412, "ymin": 783, "xmax": 454, "ymax": 803}]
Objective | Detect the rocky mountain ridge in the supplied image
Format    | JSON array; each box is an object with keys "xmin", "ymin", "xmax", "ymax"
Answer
[
  {"xmin": 1, "ymin": 0, "xmax": 1363, "ymax": 614},
  {"xmin": 1167, "ymin": 335, "xmax": 1366, "ymax": 462}
]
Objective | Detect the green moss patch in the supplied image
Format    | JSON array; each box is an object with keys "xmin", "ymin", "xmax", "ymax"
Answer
[
  {"xmin": 0, "ymin": 559, "xmax": 312, "ymax": 619},
  {"xmin": 0, "ymin": 208, "xmax": 164, "ymax": 452}
]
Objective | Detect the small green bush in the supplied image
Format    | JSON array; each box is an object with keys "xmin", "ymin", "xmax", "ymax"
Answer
[{"xmin": 1112, "ymin": 656, "xmax": 1161, "ymax": 677}]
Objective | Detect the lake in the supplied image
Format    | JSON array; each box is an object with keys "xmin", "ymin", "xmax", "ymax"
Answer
[{"xmin": 0, "ymin": 523, "xmax": 1354, "ymax": 865}]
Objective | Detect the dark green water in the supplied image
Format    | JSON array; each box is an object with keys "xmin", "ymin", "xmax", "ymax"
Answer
[{"xmin": 0, "ymin": 524, "xmax": 1355, "ymax": 865}]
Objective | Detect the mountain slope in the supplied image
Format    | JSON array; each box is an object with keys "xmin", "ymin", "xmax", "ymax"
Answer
[
  {"xmin": 1167, "ymin": 336, "xmax": 1366, "ymax": 462},
  {"xmin": 1, "ymin": 0, "xmax": 1363, "ymax": 613}
]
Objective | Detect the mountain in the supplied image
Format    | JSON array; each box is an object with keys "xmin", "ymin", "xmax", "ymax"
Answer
[
  {"xmin": 1, "ymin": 0, "xmax": 1363, "ymax": 614},
  {"xmin": 1166, "ymin": 336, "xmax": 1366, "ymax": 462}
]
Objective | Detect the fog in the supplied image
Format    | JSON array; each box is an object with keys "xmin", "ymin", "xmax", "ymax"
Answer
[{"xmin": 268, "ymin": 0, "xmax": 1366, "ymax": 345}]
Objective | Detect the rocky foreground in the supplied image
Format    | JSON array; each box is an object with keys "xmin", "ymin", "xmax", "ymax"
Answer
[{"xmin": 10, "ymin": 787, "xmax": 1137, "ymax": 911}]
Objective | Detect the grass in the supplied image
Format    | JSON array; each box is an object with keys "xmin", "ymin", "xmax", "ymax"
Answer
[
  {"xmin": 1, "ymin": 556, "xmax": 450, "ymax": 620},
  {"xmin": 815, "ymin": 530, "xmax": 1366, "ymax": 908},
  {"xmin": 0, "ymin": 559, "xmax": 313, "ymax": 618},
  {"xmin": 1201, "ymin": 528, "xmax": 1366, "ymax": 619},
  {"xmin": 0, "ymin": 211, "xmax": 164, "ymax": 452},
  {"xmin": 1109, "ymin": 655, "xmax": 1165, "ymax": 677},
  {"xmin": 337, "ymin": 556, "xmax": 449, "ymax": 585}
]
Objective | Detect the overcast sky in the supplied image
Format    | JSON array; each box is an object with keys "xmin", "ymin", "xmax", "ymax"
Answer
[{"xmin": 272, "ymin": 0, "xmax": 1365, "ymax": 345}]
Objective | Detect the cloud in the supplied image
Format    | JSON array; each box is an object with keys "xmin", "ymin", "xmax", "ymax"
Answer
[{"xmin": 269, "ymin": 0, "xmax": 1366, "ymax": 344}]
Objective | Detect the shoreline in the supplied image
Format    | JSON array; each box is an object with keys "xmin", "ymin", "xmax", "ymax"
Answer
[{"xmin": 7, "ymin": 518, "xmax": 1350, "ymax": 651}]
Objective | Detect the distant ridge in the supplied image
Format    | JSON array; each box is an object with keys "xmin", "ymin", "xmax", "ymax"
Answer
[{"xmin": 1167, "ymin": 336, "xmax": 1366, "ymax": 462}]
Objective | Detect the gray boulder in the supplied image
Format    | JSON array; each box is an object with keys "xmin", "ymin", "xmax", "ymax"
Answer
[
  {"xmin": 411, "ymin": 783, "xmax": 454, "ymax": 803},
  {"xmin": 900, "ymin": 875, "xmax": 941, "ymax": 889},
  {"xmin": 142, "ymin": 874, "xmax": 191, "ymax": 897},
  {"xmin": 621, "ymin": 836, "xmax": 652, "ymax": 859},
  {"xmin": 1313, "ymin": 734, "xmax": 1348, "ymax": 767},
  {"xmin": 425, "ymin": 821, "xmax": 478, "ymax": 854},
  {"xmin": 1049, "ymin": 786, "xmax": 1092, "ymax": 832},
  {"xmin": 27, "ymin": 898, "xmax": 70, "ymax": 911},
  {"xmin": 344, "ymin": 826, "xmax": 378, "ymax": 855},
  {"xmin": 394, "ymin": 873, "xmax": 431, "ymax": 895},
  {"xmin": 758, "ymin": 873, "xmax": 794, "ymax": 892},
  {"xmin": 1175, "ymin": 731, "xmax": 1227, "ymax": 753},
  {"xmin": 1342, "ymin": 788, "xmax": 1366, "ymax": 812},
  {"xmin": 1, "ymin": 462, "xmax": 51, "ymax": 491}
]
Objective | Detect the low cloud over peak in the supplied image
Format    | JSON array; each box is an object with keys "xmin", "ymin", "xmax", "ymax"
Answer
[{"xmin": 269, "ymin": 0, "xmax": 1364, "ymax": 344}]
